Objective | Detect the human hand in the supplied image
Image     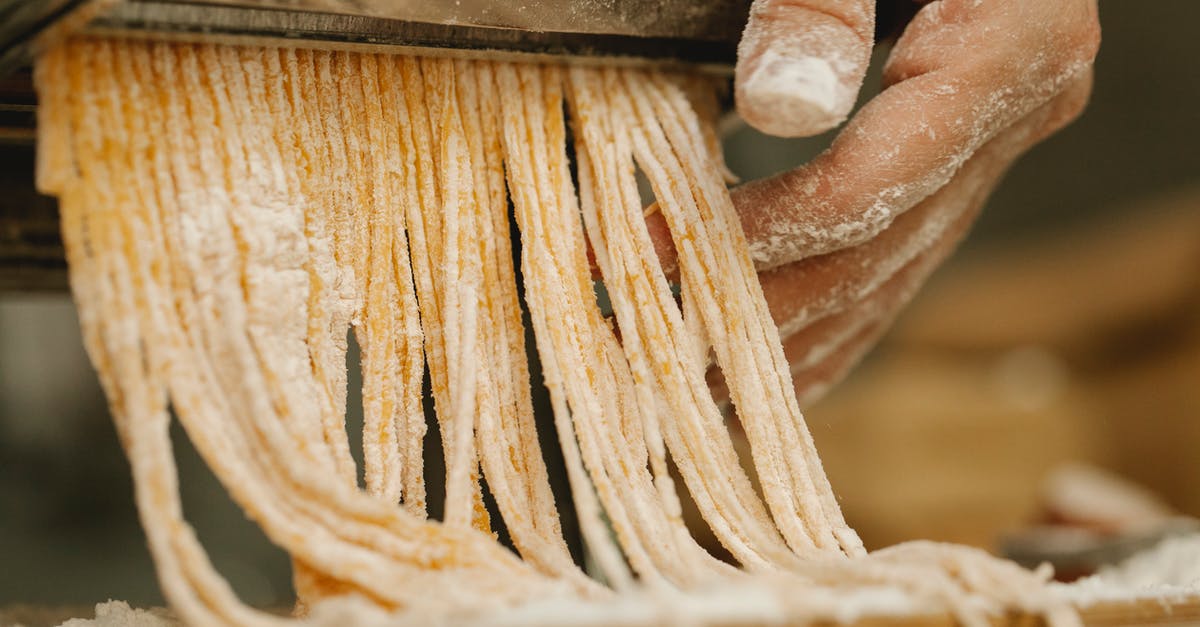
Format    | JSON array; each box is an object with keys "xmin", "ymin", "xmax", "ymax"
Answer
[{"xmin": 650, "ymin": 0, "xmax": 1100, "ymax": 405}]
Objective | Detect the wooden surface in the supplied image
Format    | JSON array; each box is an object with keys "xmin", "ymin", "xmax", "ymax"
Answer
[
  {"xmin": 1076, "ymin": 596, "xmax": 1200, "ymax": 626},
  {"xmin": 5, "ymin": 596, "xmax": 1199, "ymax": 626},
  {"xmin": 827, "ymin": 595, "xmax": 1200, "ymax": 627}
]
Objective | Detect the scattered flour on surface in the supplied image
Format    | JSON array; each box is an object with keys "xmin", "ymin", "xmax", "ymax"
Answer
[
  {"xmin": 51, "ymin": 532, "xmax": 1200, "ymax": 623},
  {"xmin": 1055, "ymin": 533, "xmax": 1200, "ymax": 606},
  {"xmin": 43, "ymin": 584, "xmax": 924, "ymax": 627},
  {"xmin": 56, "ymin": 601, "xmax": 177, "ymax": 627}
]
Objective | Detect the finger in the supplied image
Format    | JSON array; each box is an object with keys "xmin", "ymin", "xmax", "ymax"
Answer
[
  {"xmin": 641, "ymin": 62, "xmax": 1095, "ymax": 283},
  {"xmin": 789, "ymin": 315, "xmax": 889, "ymax": 408},
  {"xmin": 708, "ymin": 200, "xmax": 975, "ymax": 409},
  {"xmin": 709, "ymin": 71, "xmax": 1094, "ymax": 407},
  {"xmin": 733, "ymin": 0, "xmax": 1100, "ymax": 269},
  {"xmin": 781, "ymin": 191, "xmax": 982, "ymax": 405},
  {"xmin": 756, "ymin": 69, "xmax": 1094, "ymax": 337},
  {"xmin": 736, "ymin": 0, "xmax": 875, "ymax": 138}
]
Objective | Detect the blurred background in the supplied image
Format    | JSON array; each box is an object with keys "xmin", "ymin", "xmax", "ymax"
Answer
[{"xmin": 1, "ymin": 0, "xmax": 1198, "ymax": 614}]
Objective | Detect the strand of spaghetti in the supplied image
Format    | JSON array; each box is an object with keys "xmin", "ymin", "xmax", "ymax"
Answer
[
  {"xmin": 563, "ymin": 92, "xmax": 676, "ymax": 516},
  {"xmin": 135, "ymin": 41, "xmax": 316, "ymax": 624},
  {"xmin": 617, "ymin": 72, "xmax": 1075, "ymax": 627},
  {"xmin": 296, "ymin": 50, "xmax": 359, "ymax": 485},
  {"xmin": 51, "ymin": 36, "xmax": 574, "ymax": 623},
  {"xmin": 869, "ymin": 543, "xmax": 1081, "ymax": 626},
  {"xmin": 569, "ymin": 70, "xmax": 742, "ymax": 575},
  {"xmin": 402, "ymin": 57, "xmax": 451, "ymax": 484},
  {"xmin": 455, "ymin": 59, "xmax": 590, "ymax": 584},
  {"xmin": 387, "ymin": 54, "xmax": 448, "ymax": 517},
  {"xmin": 265, "ymin": 42, "xmax": 588, "ymax": 600},
  {"xmin": 206, "ymin": 50, "xmax": 516, "ymax": 610},
  {"xmin": 419, "ymin": 58, "xmax": 488, "ymax": 530},
  {"xmin": 621, "ymin": 69, "xmax": 846, "ymax": 553},
  {"xmin": 470, "ymin": 62, "xmax": 556, "ymax": 540},
  {"xmin": 375, "ymin": 55, "xmax": 429, "ymax": 515},
  {"xmin": 340, "ymin": 52, "xmax": 405, "ymax": 501},
  {"xmin": 569, "ymin": 66, "xmax": 798, "ymax": 570},
  {"xmin": 32, "ymin": 42, "xmax": 73, "ymax": 195},
  {"xmin": 628, "ymin": 72, "xmax": 824, "ymax": 553},
  {"xmin": 466, "ymin": 58, "xmax": 549, "ymax": 538},
  {"xmin": 455, "ymin": 58, "xmax": 533, "ymax": 531},
  {"xmin": 494, "ymin": 62, "xmax": 635, "ymax": 590},
  {"xmin": 283, "ymin": 48, "xmax": 375, "ymax": 606},
  {"xmin": 55, "ymin": 39, "xmax": 280, "ymax": 625},
  {"xmin": 590, "ymin": 67, "xmax": 801, "ymax": 566},
  {"xmin": 77, "ymin": 40, "xmax": 560, "ymax": 615},
  {"xmin": 273, "ymin": 48, "xmax": 358, "ymax": 487},
  {"xmin": 56, "ymin": 42, "xmax": 209, "ymax": 622},
  {"xmin": 227, "ymin": 48, "xmax": 391, "ymax": 613},
  {"xmin": 507, "ymin": 63, "xmax": 727, "ymax": 587},
  {"xmin": 457, "ymin": 76, "xmax": 536, "ymax": 554},
  {"xmin": 39, "ymin": 37, "xmax": 1087, "ymax": 627},
  {"xmin": 675, "ymin": 73, "xmax": 737, "ymax": 186},
  {"xmin": 159, "ymin": 40, "xmax": 453, "ymax": 614},
  {"xmin": 680, "ymin": 280, "xmax": 711, "ymax": 374},
  {"xmin": 203, "ymin": 46, "xmax": 409, "ymax": 565},
  {"xmin": 572, "ymin": 133, "xmax": 736, "ymax": 583},
  {"xmin": 660, "ymin": 77, "xmax": 862, "ymax": 551},
  {"xmin": 173, "ymin": 41, "xmax": 461, "ymax": 609},
  {"xmin": 575, "ymin": 140, "xmax": 711, "ymax": 583},
  {"xmin": 207, "ymin": 47, "xmax": 556, "ymax": 605},
  {"xmin": 620, "ymin": 73, "xmax": 1055, "ymax": 623},
  {"xmin": 651, "ymin": 72, "xmax": 865, "ymax": 554},
  {"xmin": 399, "ymin": 57, "xmax": 490, "ymax": 531},
  {"xmin": 225, "ymin": 43, "xmax": 340, "ymax": 485},
  {"xmin": 522, "ymin": 65, "xmax": 683, "ymax": 584}
]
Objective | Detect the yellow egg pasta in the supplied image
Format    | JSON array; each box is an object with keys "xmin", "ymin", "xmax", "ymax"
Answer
[{"xmin": 35, "ymin": 37, "xmax": 1079, "ymax": 627}]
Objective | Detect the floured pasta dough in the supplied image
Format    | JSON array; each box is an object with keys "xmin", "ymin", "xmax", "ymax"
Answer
[{"xmin": 35, "ymin": 37, "xmax": 1079, "ymax": 627}]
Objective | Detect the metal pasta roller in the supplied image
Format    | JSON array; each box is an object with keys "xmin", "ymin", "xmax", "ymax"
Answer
[{"xmin": 0, "ymin": 0, "xmax": 751, "ymax": 290}]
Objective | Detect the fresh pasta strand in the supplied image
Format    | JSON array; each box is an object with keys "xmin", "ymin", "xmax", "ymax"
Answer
[
  {"xmin": 40, "ymin": 38, "xmax": 569, "ymax": 625},
  {"xmin": 35, "ymin": 35, "xmax": 1081, "ymax": 627},
  {"xmin": 568, "ymin": 66, "xmax": 801, "ymax": 572}
]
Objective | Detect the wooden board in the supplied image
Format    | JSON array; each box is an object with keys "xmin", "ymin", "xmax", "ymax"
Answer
[
  {"xmin": 824, "ymin": 595, "xmax": 1200, "ymax": 626},
  {"xmin": 5, "ymin": 596, "xmax": 1200, "ymax": 626}
]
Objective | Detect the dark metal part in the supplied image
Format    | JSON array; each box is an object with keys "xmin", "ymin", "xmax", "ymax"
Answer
[
  {"xmin": 1001, "ymin": 517, "xmax": 1200, "ymax": 580},
  {"xmin": 0, "ymin": 142, "xmax": 66, "ymax": 291},
  {"xmin": 0, "ymin": 0, "xmax": 86, "ymax": 80},
  {"xmin": 2, "ymin": 0, "xmax": 751, "ymax": 79},
  {"xmin": 0, "ymin": 0, "xmax": 749, "ymax": 290}
]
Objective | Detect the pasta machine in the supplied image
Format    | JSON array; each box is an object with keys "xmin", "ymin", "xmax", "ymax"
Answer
[{"xmin": 0, "ymin": 0, "xmax": 752, "ymax": 290}]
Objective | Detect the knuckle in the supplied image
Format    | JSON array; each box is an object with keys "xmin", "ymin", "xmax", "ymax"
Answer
[
  {"xmin": 1079, "ymin": 19, "xmax": 1102, "ymax": 63},
  {"xmin": 1063, "ymin": 13, "xmax": 1101, "ymax": 67},
  {"xmin": 1044, "ymin": 3, "xmax": 1101, "ymax": 73},
  {"xmin": 1002, "ymin": 4, "xmax": 1099, "ymax": 101},
  {"xmin": 755, "ymin": 0, "xmax": 875, "ymax": 42},
  {"xmin": 1031, "ymin": 72, "xmax": 1094, "ymax": 140}
]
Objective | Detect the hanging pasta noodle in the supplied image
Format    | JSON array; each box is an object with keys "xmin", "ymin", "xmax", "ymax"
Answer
[{"xmin": 35, "ymin": 35, "xmax": 1081, "ymax": 627}]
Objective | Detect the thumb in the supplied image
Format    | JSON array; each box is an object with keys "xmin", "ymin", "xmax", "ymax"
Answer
[{"xmin": 735, "ymin": 0, "xmax": 875, "ymax": 138}]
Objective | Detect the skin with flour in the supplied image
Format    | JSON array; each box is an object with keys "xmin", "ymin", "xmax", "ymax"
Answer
[{"xmin": 645, "ymin": 0, "xmax": 1101, "ymax": 403}]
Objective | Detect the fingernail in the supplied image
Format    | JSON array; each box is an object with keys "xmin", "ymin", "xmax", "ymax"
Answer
[{"xmin": 738, "ymin": 50, "xmax": 853, "ymax": 138}]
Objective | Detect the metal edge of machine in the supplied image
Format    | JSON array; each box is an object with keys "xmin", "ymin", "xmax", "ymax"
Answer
[{"xmin": 0, "ymin": 0, "xmax": 747, "ymax": 291}]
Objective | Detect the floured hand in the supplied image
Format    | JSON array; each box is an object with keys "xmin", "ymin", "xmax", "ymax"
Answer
[{"xmin": 651, "ymin": 0, "xmax": 1100, "ymax": 404}]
